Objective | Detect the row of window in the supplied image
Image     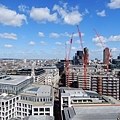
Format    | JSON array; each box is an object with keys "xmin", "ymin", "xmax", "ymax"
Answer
[
  {"xmin": 0, "ymin": 109, "xmax": 15, "ymax": 116},
  {"xmin": 34, "ymin": 113, "xmax": 50, "ymax": 115},
  {"xmin": 17, "ymin": 103, "xmax": 31, "ymax": 108},
  {"xmin": 1, "ymin": 97, "xmax": 19, "ymax": 106},
  {"xmin": 34, "ymin": 108, "xmax": 50, "ymax": 112},
  {"xmin": 71, "ymin": 99, "xmax": 92, "ymax": 103},
  {"xmin": 21, "ymin": 96, "xmax": 52, "ymax": 102}
]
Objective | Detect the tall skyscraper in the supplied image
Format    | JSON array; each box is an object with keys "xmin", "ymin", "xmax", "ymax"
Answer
[
  {"xmin": 73, "ymin": 50, "xmax": 84, "ymax": 65},
  {"xmin": 103, "ymin": 47, "xmax": 109, "ymax": 64}
]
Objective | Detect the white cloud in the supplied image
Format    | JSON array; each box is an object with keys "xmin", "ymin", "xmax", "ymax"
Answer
[
  {"xmin": 27, "ymin": 50, "xmax": 35, "ymax": 54},
  {"xmin": 93, "ymin": 34, "xmax": 120, "ymax": 49},
  {"xmin": 93, "ymin": 34, "xmax": 120, "ymax": 43},
  {"xmin": 64, "ymin": 11, "xmax": 82, "ymax": 25},
  {"xmin": 30, "ymin": 7, "xmax": 58, "ymax": 23},
  {"xmin": 96, "ymin": 43, "xmax": 106, "ymax": 48},
  {"xmin": 108, "ymin": 0, "xmax": 120, "ymax": 9},
  {"xmin": 82, "ymin": 8, "xmax": 89, "ymax": 15},
  {"xmin": 66, "ymin": 41, "xmax": 70, "ymax": 44},
  {"xmin": 90, "ymin": 49, "xmax": 102, "ymax": 53},
  {"xmin": 0, "ymin": 33, "xmax": 17, "ymax": 40},
  {"xmin": 55, "ymin": 42, "xmax": 62, "ymax": 45},
  {"xmin": 18, "ymin": 5, "xmax": 29, "ymax": 12},
  {"xmin": 0, "ymin": 4, "xmax": 27, "ymax": 26},
  {"xmin": 49, "ymin": 32, "xmax": 60, "ymax": 38},
  {"xmin": 53, "ymin": 4, "xmax": 83, "ymax": 25},
  {"xmin": 4, "ymin": 44, "xmax": 13, "ymax": 48},
  {"xmin": 108, "ymin": 35, "xmax": 120, "ymax": 41},
  {"xmin": 111, "ymin": 47, "xmax": 118, "ymax": 51},
  {"xmin": 18, "ymin": 51, "xmax": 25, "ymax": 54},
  {"xmin": 71, "ymin": 46, "xmax": 77, "ymax": 50},
  {"xmin": 92, "ymin": 36, "xmax": 107, "ymax": 48},
  {"xmin": 61, "ymin": 32, "xmax": 84, "ymax": 38},
  {"xmin": 92, "ymin": 36, "xmax": 107, "ymax": 43},
  {"xmin": 61, "ymin": 32, "xmax": 71, "ymax": 37},
  {"xmin": 29, "ymin": 41, "xmax": 35, "ymax": 46},
  {"xmin": 97, "ymin": 10, "xmax": 106, "ymax": 17},
  {"xmin": 38, "ymin": 32, "xmax": 44, "ymax": 37},
  {"xmin": 85, "ymin": 9, "xmax": 89, "ymax": 14},
  {"xmin": 40, "ymin": 41, "xmax": 47, "ymax": 45},
  {"xmin": 74, "ymin": 32, "xmax": 84, "ymax": 37},
  {"xmin": 75, "ymin": 40, "xmax": 80, "ymax": 44}
]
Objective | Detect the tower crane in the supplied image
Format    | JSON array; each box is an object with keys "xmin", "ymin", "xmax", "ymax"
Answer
[
  {"xmin": 94, "ymin": 29, "xmax": 112, "ymax": 72},
  {"xmin": 76, "ymin": 25, "xmax": 89, "ymax": 90},
  {"xmin": 65, "ymin": 33, "xmax": 74, "ymax": 87}
]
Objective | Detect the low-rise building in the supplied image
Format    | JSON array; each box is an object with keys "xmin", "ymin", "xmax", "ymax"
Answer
[
  {"xmin": 59, "ymin": 87, "xmax": 120, "ymax": 120},
  {"xmin": 0, "ymin": 84, "xmax": 54, "ymax": 120},
  {"xmin": 17, "ymin": 84, "xmax": 54, "ymax": 119},
  {"xmin": 0, "ymin": 75, "xmax": 33, "ymax": 95},
  {"xmin": 0, "ymin": 93, "xmax": 20, "ymax": 120}
]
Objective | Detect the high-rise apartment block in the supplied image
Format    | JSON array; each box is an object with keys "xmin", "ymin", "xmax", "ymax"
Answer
[{"xmin": 91, "ymin": 74, "xmax": 120, "ymax": 100}]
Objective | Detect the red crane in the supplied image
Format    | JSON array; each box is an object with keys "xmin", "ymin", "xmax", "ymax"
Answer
[
  {"xmin": 94, "ymin": 29, "xmax": 112, "ymax": 72},
  {"xmin": 76, "ymin": 24, "xmax": 88, "ymax": 90},
  {"xmin": 65, "ymin": 33, "xmax": 74, "ymax": 87}
]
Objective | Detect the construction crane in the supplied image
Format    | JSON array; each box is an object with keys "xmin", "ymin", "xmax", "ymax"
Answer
[
  {"xmin": 65, "ymin": 33, "xmax": 74, "ymax": 87},
  {"xmin": 76, "ymin": 24, "xmax": 89, "ymax": 90},
  {"xmin": 94, "ymin": 29, "xmax": 112, "ymax": 72}
]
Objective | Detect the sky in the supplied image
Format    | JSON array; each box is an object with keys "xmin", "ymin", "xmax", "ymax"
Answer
[{"xmin": 0, "ymin": 0, "xmax": 120, "ymax": 60}]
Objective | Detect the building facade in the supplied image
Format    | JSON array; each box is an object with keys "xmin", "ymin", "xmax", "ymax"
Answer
[
  {"xmin": 0, "ymin": 84, "xmax": 54, "ymax": 120},
  {"xmin": 91, "ymin": 74, "xmax": 120, "ymax": 100},
  {"xmin": 0, "ymin": 75, "xmax": 33, "ymax": 95}
]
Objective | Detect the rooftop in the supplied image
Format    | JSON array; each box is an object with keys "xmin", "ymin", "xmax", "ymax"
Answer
[
  {"xmin": 0, "ymin": 93, "xmax": 17, "ymax": 100},
  {"xmin": 0, "ymin": 75, "xmax": 32, "ymax": 85},
  {"xmin": 22, "ymin": 84, "xmax": 52, "ymax": 97},
  {"xmin": 23, "ymin": 115, "xmax": 54, "ymax": 120},
  {"xmin": 73, "ymin": 106, "xmax": 120, "ymax": 120}
]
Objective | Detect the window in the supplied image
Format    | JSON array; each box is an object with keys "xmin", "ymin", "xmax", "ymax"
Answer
[
  {"xmin": 16, "ymin": 97, "xmax": 19, "ymax": 100},
  {"xmin": 10, "ymin": 100, "xmax": 12, "ymax": 104},
  {"xmin": 34, "ymin": 113, "xmax": 38, "ymax": 115},
  {"xmin": 13, "ymin": 98, "xmax": 15, "ymax": 102},
  {"xmin": 28, "ymin": 105, "xmax": 31, "ymax": 108},
  {"xmin": 40, "ymin": 113, "xmax": 44, "ymax": 115},
  {"xmin": 83, "ymin": 100, "xmax": 86, "ymax": 102},
  {"xmin": 73, "ymin": 100, "xmax": 77, "ymax": 103},
  {"xmin": 34, "ymin": 108, "xmax": 38, "ymax": 112},
  {"xmin": 2, "ymin": 102, "xmax": 4, "ymax": 106},
  {"xmin": 39, "ymin": 108, "xmax": 44, "ymax": 111},
  {"xmin": 25, "ymin": 104, "xmax": 27, "ymax": 107},
  {"xmin": 45, "ymin": 108, "xmax": 50, "ymax": 111},
  {"xmin": 37, "ymin": 98, "xmax": 39, "ymax": 102},
  {"xmin": 45, "ymin": 113, "xmax": 50, "ymax": 115}
]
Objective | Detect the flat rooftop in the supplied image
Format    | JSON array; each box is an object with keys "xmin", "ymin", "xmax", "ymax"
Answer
[
  {"xmin": 72, "ymin": 106, "xmax": 120, "ymax": 120},
  {"xmin": 0, "ymin": 75, "xmax": 32, "ymax": 85},
  {"xmin": 22, "ymin": 84, "xmax": 52, "ymax": 97},
  {"xmin": 0, "ymin": 93, "xmax": 17, "ymax": 100},
  {"xmin": 72, "ymin": 113, "xmax": 118, "ymax": 120},
  {"xmin": 24, "ymin": 115, "xmax": 54, "ymax": 120}
]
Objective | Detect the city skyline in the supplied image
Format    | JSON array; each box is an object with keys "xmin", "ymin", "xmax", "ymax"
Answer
[{"xmin": 0, "ymin": 0, "xmax": 120, "ymax": 60}]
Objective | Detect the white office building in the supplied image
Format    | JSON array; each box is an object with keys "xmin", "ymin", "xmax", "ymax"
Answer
[
  {"xmin": 0, "ymin": 75, "xmax": 33, "ymax": 95},
  {"xmin": 17, "ymin": 84, "xmax": 54, "ymax": 119},
  {"xmin": 59, "ymin": 87, "xmax": 120, "ymax": 120},
  {"xmin": 0, "ymin": 75, "xmax": 54, "ymax": 120},
  {"xmin": 0, "ymin": 93, "xmax": 20, "ymax": 120}
]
